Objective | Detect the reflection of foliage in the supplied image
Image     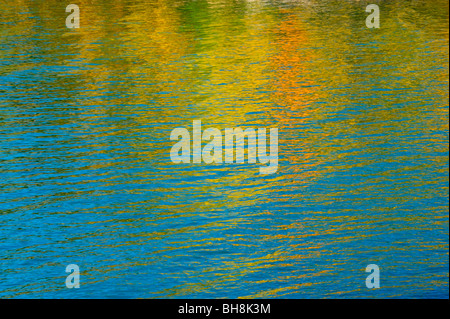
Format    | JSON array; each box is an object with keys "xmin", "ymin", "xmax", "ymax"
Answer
[{"xmin": 1, "ymin": 0, "xmax": 448, "ymax": 175}]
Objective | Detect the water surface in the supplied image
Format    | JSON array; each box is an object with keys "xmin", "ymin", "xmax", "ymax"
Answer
[{"xmin": 0, "ymin": 0, "xmax": 448, "ymax": 298}]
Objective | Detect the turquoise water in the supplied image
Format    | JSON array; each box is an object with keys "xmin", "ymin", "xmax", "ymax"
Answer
[{"xmin": 0, "ymin": 0, "xmax": 448, "ymax": 298}]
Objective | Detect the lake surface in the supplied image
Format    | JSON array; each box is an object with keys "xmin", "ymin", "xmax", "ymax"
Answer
[{"xmin": 0, "ymin": 0, "xmax": 448, "ymax": 298}]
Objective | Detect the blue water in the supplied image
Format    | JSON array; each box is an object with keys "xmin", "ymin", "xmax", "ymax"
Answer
[{"xmin": 0, "ymin": 0, "xmax": 448, "ymax": 298}]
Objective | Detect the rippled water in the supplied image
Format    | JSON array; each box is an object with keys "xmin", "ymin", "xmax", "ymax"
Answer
[{"xmin": 0, "ymin": 0, "xmax": 448, "ymax": 298}]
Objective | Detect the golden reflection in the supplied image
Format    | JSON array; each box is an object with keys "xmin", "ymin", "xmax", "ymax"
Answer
[{"xmin": 0, "ymin": 0, "xmax": 447, "ymax": 299}]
